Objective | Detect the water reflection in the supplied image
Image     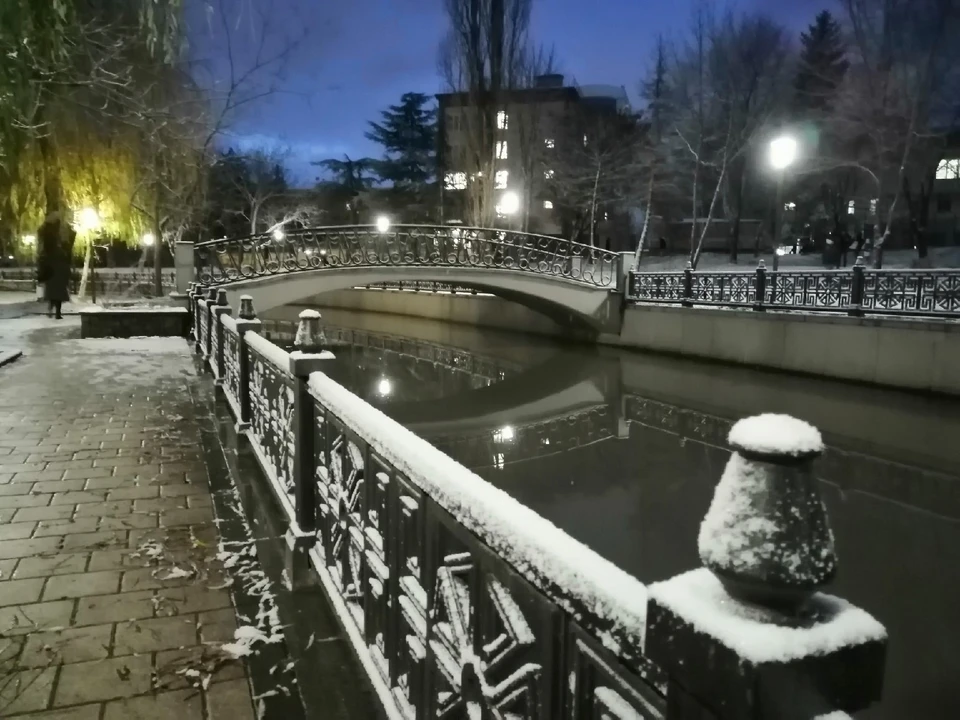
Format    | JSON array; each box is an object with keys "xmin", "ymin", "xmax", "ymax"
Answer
[{"xmin": 261, "ymin": 306, "xmax": 960, "ymax": 720}]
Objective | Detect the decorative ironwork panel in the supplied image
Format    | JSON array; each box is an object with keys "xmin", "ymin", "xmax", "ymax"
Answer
[
  {"xmin": 247, "ymin": 348, "xmax": 296, "ymax": 503},
  {"xmin": 209, "ymin": 315, "xmax": 222, "ymax": 379},
  {"xmin": 767, "ymin": 270, "xmax": 852, "ymax": 310},
  {"xmin": 690, "ymin": 272, "xmax": 756, "ymax": 306},
  {"xmin": 198, "ymin": 304, "xmax": 210, "ymax": 357},
  {"xmin": 629, "ymin": 272, "xmax": 685, "ymax": 303},
  {"xmin": 566, "ymin": 622, "xmax": 665, "ymax": 719},
  {"xmin": 195, "ymin": 224, "xmax": 621, "ymax": 290},
  {"xmin": 862, "ymin": 269, "xmax": 960, "ymax": 316},
  {"xmin": 222, "ymin": 324, "xmax": 242, "ymax": 417}
]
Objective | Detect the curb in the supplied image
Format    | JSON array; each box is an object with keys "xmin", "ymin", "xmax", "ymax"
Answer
[{"xmin": 0, "ymin": 349, "xmax": 23, "ymax": 367}]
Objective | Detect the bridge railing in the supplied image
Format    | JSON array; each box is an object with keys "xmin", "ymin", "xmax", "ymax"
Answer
[
  {"xmin": 194, "ymin": 224, "xmax": 622, "ymax": 290},
  {"xmin": 188, "ymin": 283, "xmax": 888, "ymax": 720},
  {"xmin": 628, "ymin": 257, "xmax": 960, "ymax": 318}
]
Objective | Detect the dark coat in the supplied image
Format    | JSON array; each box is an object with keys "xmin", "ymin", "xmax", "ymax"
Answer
[{"xmin": 37, "ymin": 218, "xmax": 75, "ymax": 303}]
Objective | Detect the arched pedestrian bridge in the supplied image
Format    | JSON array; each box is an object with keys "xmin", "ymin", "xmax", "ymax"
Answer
[{"xmin": 194, "ymin": 224, "xmax": 628, "ymax": 333}]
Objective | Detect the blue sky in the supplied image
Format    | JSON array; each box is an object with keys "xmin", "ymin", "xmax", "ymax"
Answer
[{"xmin": 193, "ymin": 0, "xmax": 827, "ymax": 185}]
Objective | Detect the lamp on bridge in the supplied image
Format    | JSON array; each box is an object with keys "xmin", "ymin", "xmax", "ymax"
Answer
[
  {"xmin": 376, "ymin": 215, "xmax": 391, "ymax": 234},
  {"xmin": 272, "ymin": 227, "xmax": 285, "ymax": 242},
  {"xmin": 769, "ymin": 134, "xmax": 798, "ymax": 271}
]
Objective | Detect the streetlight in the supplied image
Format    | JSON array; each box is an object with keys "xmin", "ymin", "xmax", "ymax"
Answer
[
  {"xmin": 272, "ymin": 227, "xmax": 285, "ymax": 242},
  {"xmin": 376, "ymin": 215, "xmax": 391, "ymax": 234},
  {"xmin": 498, "ymin": 191, "xmax": 520, "ymax": 216},
  {"xmin": 377, "ymin": 378, "xmax": 392, "ymax": 396},
  {"xmin": 769, "ymin": 135, "xmax": 798, "ymax": 270},
  {"xmin": 141, "ymin": 232, "xmax": 156, "ymax": 247},
  {"xmin": 76, "ymin": 207, "xmax": 101, "ymax": 233},
  {"xmin": 22, "ymin": 234, "xmax": 36, "ymax": 246}
]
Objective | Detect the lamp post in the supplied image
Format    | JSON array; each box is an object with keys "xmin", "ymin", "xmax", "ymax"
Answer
[
  {"xmin": 77, "ymin": 207, "xmax": 102, "ymax": 303},
  {"xmin": 769, "ymin": 135, "xmax": 798, "ymax": 271}
]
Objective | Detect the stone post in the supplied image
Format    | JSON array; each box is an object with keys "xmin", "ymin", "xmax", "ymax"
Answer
[
  {"xmin": 849, "ymin": 256, "xmax": 865, "ymax": 317},
  {"xmin": 286, "ymin": 309, "xmax": 335, "ymax": 589},
  {"xmin": 754, "ymin": 260, "xmax": 767, "ymax": 311},
  {"xmin": 234, "ymin": 295, "xmax": 261, "ymax": 432},
  {"xmin": 212, "ymin": 289, "xmax": 231, "ymax": 385},
  {"xmin": 174, "ymin": 240, "xmax": 194, "ymax": 294},
  {"xmin": 203, "ymin": 288, "xmax": 217, "ymax": 362},
  {"xmin": 645, "ymin": 413, "xmax": 887, "ymax": 720}
]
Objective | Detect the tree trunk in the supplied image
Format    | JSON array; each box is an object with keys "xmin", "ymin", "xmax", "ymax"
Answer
[
  {"xmin": 691, "ymin": 164, "xmax": 727, "ymax": 270},
  {"xmin": 729, "ymin": 160, "xmax": 746, "ymax": 263},
  {"xmin": 688, "ymin": 157, "xmax": 699, "ymax": 262},
  {"xmin": 589, "ymin": 165, "xmax": 600, "ymax": 248},
  {"xmin": 632, "ymin": 168, "xmax": 656, "ymax": 268},
  {"xmin": 78, "ymin": 242, "xmax": 93, "ymax": 299}
]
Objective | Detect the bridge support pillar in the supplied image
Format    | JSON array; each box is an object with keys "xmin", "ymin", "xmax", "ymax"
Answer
[{"xmin": 645, "ymin": 414, "xmax": 887, "ymax": 719}]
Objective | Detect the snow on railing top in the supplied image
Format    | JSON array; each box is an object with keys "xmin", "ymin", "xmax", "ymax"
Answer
[
  {"xmin": 307, "ymin": 370, "xmax": 649, "ymax": 654},
  {"xmin": 220, "ymin": 314, "xmax": 238, "ymax": 332},
  {"xmin": 727, "ymin": 413, "xmax": 823, "ymax": 457},
  {"xmin": 245, "ymin": 331, "xmax": 291, "ymax": 372}
]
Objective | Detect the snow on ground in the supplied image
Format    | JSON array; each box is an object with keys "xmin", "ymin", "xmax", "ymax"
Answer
[
  {"xmin": 307, "ymin": 370, "xmax": 649, "ymax": 653},
  {"xmin": 647, "ymin": 568, "xmax": 886, "ymax": 664},
  {"xmin": 0, "ymin": 291, "xmax": 34, "ymax": 305},
  {"xmin": 72, "ymin": 337, "xmax": 190, "ymax": 354}
]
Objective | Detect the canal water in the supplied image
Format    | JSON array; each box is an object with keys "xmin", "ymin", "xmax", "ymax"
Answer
[{"xmin": 263, "ymin": 304, "xmax": 960, "ymax": 720}]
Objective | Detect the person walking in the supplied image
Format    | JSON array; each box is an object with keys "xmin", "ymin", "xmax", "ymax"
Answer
[{"xmin": 36, "ymin": 211, "xmax": 76, "ymax": 320}]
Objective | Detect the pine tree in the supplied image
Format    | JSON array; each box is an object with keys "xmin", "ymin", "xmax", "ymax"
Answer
[
  {"xmin": 794, "ymin": 10, "xmax": 848, "ymax": 113},
  {"xmin": 365, "ymin": 92, "xmax": 436, "ymax": 188}
]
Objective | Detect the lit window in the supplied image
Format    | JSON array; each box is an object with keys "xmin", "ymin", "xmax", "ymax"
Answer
[
  {"xmin": 936, "ymin": 158, "xmax": 960, "ymax": 180},
  {"xmin": 543, "ymin": 200, "xmax": 553, "ymax": 209},
  {"xmin": 544, "ymin": 169, "xmax": 554, "ymax": 180},
  {"xmin": 497, "ymin": 110, "xmax": 508, "ymax": 130},
  {"xmin": 583, "ymin": 134, "xmax": 589, "ymax": 146},
  {"xmin": 869, "ymin": 198, "xmax": 878, "ymax": 214},
  {"xmin": 847, "ymin": 200, "xmax": 855, "ymax": 215},
  {"xmin": 544, "ymin": 138, "xmax": 555, "ymax": 149},
  {"xmin": 444, "ymin": 172, "xmax": 467, "ymax": 190},
  {"xmin": 495, "ymin": 170, "xmax": 508, "ymax": 189},
  {"xmin": 496, "ymin": 141, "xmax": 508, "ymax": 160}
]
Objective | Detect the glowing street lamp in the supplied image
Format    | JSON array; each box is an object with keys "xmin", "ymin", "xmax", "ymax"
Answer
[
  {"xmin": 22, "ymin": 234, "xmax": 36, "ymax": 246},
  {"xmin": 769, "ymin": 135, "xmax": 798, "ymax": 269},
  {"xmin": 76, "ymin": 207, "xmax": 101, "ymax": 233},
  {"xmin": 272, "ymin": 227, "xmax": 285, "ymax": 242},
  {"xmin": 377, "ymin": 378, "xmax": 393, "ymax": 396},
  {"xmin": 376, "ymin": 215, "xmax": 391, "ymax": 234},
  {"xmin": 498, "ymin": 191, "xmax": 520, "ymax": 216},
  {"xmin": 141, "ymin": 232, "xmax": 156, "ymax": 247}
]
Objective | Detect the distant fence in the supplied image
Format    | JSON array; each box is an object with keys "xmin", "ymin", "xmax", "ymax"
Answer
[
  {"xmin": 189, "ymin": 283, "xmax": 888, "ymax": 720},
  {"xmin": 628, "ymin": 259, "xmax": 960, "ymax": 318},
  {"xmin": 0, "ymin": 267, "xmax": 175, "ymax": 297}
]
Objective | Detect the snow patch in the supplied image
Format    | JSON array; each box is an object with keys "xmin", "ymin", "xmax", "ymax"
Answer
[
  {"xmin": 727, "ymin": 414, "xmax": 823, "ymax": 457},
  {"xmin": 221, "ymin": 314, "xmax": 238, "ymax": 331},
  {"xmin": 648, "ymin": 569, "xmax": 885, "ymax": 664},
  {"xmin": 298, "ymin": 309, "xmax": 321, "ymax": 319},
  {"xmin": 246, "ymin": 330, "xmax": 291, "ymax": 371}
]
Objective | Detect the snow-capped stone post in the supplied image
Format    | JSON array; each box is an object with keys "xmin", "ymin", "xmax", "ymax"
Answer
[
  {"xmin": 286, "ymin": 309, "xmax": 335, "ymax": 588},
  {"xmin": 212, "ymin": 290, "xmax": 232, "ymax": 385},
  {"xmin": 848, "ymin": 256, "xmax": 866, "ymax": 316},
  {"xmin": 645, "ymin": 414, "xmax": 887, "ymax": 720},
  {"xmin": 754, "ymin": 260, "xmax": 767, "ymax": 311},
  {"xmin": 190, "ymin": 284, "xmax": 204, "ymax": 352},
  {"xmin": 681, "ymin": 261, "xmax": 694, "ymax": 307},
  {"xmin": 233, "ymin": 295, "xmax": 261, "ymax": 432},
  {"xmin": 202, "ymin": 287, "xmax": 218, "ymax": 361}
]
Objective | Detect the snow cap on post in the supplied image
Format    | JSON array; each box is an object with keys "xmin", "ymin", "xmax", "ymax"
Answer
[
  {"xmin": 238, "ymin": 295, "xmax": 257, "ymax": 320},
  {"xmin": 699, "ymin": 413, "xmax": 835, "ymax": 617}
]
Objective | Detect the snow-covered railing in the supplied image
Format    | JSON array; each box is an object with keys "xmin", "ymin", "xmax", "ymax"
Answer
[
  {"xmin": 187, "ymin": 284, "xmax": 890, "ymax": 719},
  {"xmin": 628, "ymin": 258, "xmax": 960, "ymax": 318}
]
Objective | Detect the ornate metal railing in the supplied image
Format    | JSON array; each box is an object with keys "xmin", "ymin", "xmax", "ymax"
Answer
[
  {"xmin": 195, "ymin": 224, "xmax": 622, "ymax": 290},
  {"xmin": 358, "ymin": 280, "xmax": 489, "ymax": 294},
  {"xmin": 629, "ymin": 259, "xmax": 960, "ymax": 317},
  {"xmin": 189, "ymin": 284, "xmax": 888, "ymax": 720}
]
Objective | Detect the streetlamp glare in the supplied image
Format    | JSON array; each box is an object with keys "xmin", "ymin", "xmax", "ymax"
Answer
[
  {"xmin": 142, "ymin": 232, "xmax": 156, "ymax": 247},
  {"xmin": 770, "ymin": 136, "xmax": 798, "ymax": 170},
  {"xmin": 76, "ymin": 207, "xmax": 101, "ymax": 232},
  {"xmin": 376, "ymin": 215, "xmax": 391, "ymax": 233},
  {"xmin": 22, "ymin": 234, "xmax": 36, "ymax": 246},
  {"xmin": 499, "ymin": 191, "xmax": 520, "ymax": 215},
  {"xmin": 377, "ymin": 378, "xmax": 392, "ymax": 396},
  {"xmin": 272, "ymin": 227, "xmax": 285, "ymax": 241}
]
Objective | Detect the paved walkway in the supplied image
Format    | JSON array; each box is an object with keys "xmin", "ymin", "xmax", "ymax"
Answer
[{"xmin": 0, "ymin": 320, "xmax": 257, "ymax": 719}]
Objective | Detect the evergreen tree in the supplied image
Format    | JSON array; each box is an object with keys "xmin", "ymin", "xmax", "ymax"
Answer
[
  {"xmin": 365, "ymin": 92, "xmax": 436, "ymax": 188},
  {"xmin": 794, "ymin": 10, "xmax": 848, "ymax": 112}
]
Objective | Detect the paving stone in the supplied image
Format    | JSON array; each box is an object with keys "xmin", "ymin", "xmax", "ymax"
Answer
[
  {"xmin": 133, "ymin": 497, "xmax": 189, "ymax": 513},
  {"xmin": 60, "ymin": 530, "xmax": 128, "ymax": 552},
  {"xmin": 19, "ymin": 623, "xmax": 113, "ymax": 667},
  {"xmin": 114, "ymin": 615, "xmax": 198, "ymax": 655},
  {"xmin": 103, "ymin": 688, "xmax": 203, "ymax": 720},
  {"xmin": 107, "ymin": 485, "xmax": 160, "ymax": 501},
  {"xmin": 83, "ymin": 476, "xmax": 133, "ymax": 490},
  {"xmin": 72, "ymin": 500, "xmax": 134, "ymax": 518},
  {"xmin": 13, "ymin": 505, "xmax": 75, "ymax": 523},
  {"xmin": 121, "ymin": 567, "xmax": 195, "ymax": 592},
  {"xmin": 0, "ymin": 578, "xmax": 45, "ymax": 607},
  {"xmin": 14, "ymin": 553, "xmax": 89, "ymax": 579},
  {"xmin": 43, "ymin": 570, "xmax": 121, "ymax": 600},
  {"xmin": 63, "ymin": 466, "xmax": 115, "ymax": 480},
  {"xmin": 157, "ymin": 585, "xmax": 233, "ymax": 615},
  {"xmin": 55, "ymin": 655, "xmax": 153, "ymax": 705},
  {"xmin": 0, "ymin": 494, "xmax": 53, "ymax": 509},
  {"xmin": 154, "ymin": 647, "xmax": 246, "ymax": 690},
  {"xmin": 8, "ymin": 470, "xmax": 65, "ymax": 484},
  {"xmin": 198, "ymin": 608, "xmax": 238, "ymax": 644},
  {"xmin": 206, "ymin": 678, "xmax": 256, "ymax": 720},
  {"xmin": 51, "ymin": 490, "xmax": 110, "ymax": 505},
  {"xmin": 0, "ymin": 483, "xmax": 34, "ymax": 496},
  {"xmin": 0, "ymin": 667, "xmax": 57, "ymax": 713},
  {"xmin": 98, "ymin": 514, "xmax": 159, "ymax": 531},
  {"xmin": 159, "ymin": 482, "xmax": 209, "ymax": 497},
  {"xmin": 87, "ymin": 549, "xmax": 149, "ymax": 573},
  {"xmin": 160, "ymin": 507, "xmax": 214, "ymax": 528},
  {"xmin": 74, "ymin": 590, "xmax": 155, "ymax": 626},
  {"xmin": 0, "ymin": 537, "xmax": 61, "ymax": 561},
  {"xmin": 93, "ymin": 456, "xmax": 145, "ymax": 468},
  {"xmin": 0, "ymin": 508, "xmax": 15, "ymax": 523},
  {"xmin": 0, "ymin": 600, "xmax": 75, "ymax": 636},
  {"xmin": 0, "ymin": 462, "xmax": 46, "ymax": 474},
  {"xmin": 34, "ymin": 517, "xmax": 101, "ymax": 538},
  {"xmin": 74, "ymin": 448, "xmax": 120, "ymax": 460},
  {"xmin": 0, "ymin": 521, "xmax": 38, "ymax": 541},
  {"xmin": 187, "ymin": 494, "xmax": 213, "ymax": 509},
  {"xmin": 6, "ymin": 703, "xmax": 103, "ymax": 720},
  {"xmin": 0, "ymin": 558, "xmax": 16, "ymax": 579},
  {"xmin": 32, "ymin": 479, "xmax": 87, "ymax": 494}
]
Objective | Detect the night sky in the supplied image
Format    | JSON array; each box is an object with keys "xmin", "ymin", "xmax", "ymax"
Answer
[{"xmin": 197, "ymin": 0, "xmax": 827, "ymax": 184}]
